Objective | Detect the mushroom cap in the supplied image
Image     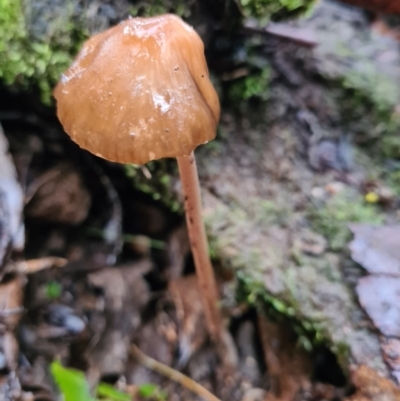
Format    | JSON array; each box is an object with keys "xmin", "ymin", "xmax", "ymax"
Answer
[{"xmin": 54, "ymin": 14, "xmax": 220, "ymax": 165}]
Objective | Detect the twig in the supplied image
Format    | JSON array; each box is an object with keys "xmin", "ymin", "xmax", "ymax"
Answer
[
  {"xmin": 130, "ymin": 345, "xmax": 222, "ymax": 401},
  {"xmin": 243, "ymin": 20, "xmax": 318, "ymax": 47},
  {"xmin": 13, "ymin": 257, "xmax": 68, "ymax": 274}
]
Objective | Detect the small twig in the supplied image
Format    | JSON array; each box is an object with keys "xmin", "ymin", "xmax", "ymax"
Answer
[
  {"xmin": 13, "ymin": 257, "xmax": 68, "ymax": 274},
  {"xmin": 130, "ymin": 345, "xmax": 222, "ymax": 401},
  {"xmin": 243, "ymin": 20, "xmax": 318, "ymax": 47}
]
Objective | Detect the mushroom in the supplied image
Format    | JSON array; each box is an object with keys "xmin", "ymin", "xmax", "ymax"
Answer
[{"xmin": 54, "ymin": 15, "xmax": 222, "ymax": 342}]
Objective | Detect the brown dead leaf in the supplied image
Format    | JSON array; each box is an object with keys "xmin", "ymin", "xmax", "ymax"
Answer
[
  {"xmin": 258, "ymin": 314, "xmax": 312, "ymax": 401},
  {"xmin": 127, "ymin": 315, "xmax": 175, "ymax": 386},
  {"xmin": 0, "ymin": 275, "xmax": 25, "ymax": 328},
  {"xmin": 25, "ymin": 162, "xmax": 91, "ymax": 225},
  {"xmin": 168, "ymin": 275, "xmax": 208, "ymax": 367},
  {"xmin": 349, "ymin": 225, "xmax": 400, "ymax": 275},
  {"xmin": 356, "ymin": 276, "xmax": 400, "ymax": 337},
  {"xmin": 84, "ymin": 260, "xmax": 150, "ymax": 382},
  {"xmin": 345, "ymin": 365, "xmax": 400, "ymax": 401}
]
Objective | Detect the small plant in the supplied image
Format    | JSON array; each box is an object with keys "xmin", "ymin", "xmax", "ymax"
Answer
[
  {"xmin": 51, "ymin": 361, "xmax": 167, "ymax": 401},
  {"xmin": 51, "ymin": 362, "xmax": 96, "ymax": 401},
  {"xmin": 137, "ymin": 384, "xmax": 167, "ymax": 401}
]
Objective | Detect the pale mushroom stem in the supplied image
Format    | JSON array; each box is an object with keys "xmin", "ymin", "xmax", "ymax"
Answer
[{"xmin": 176, "ymin": 151, "xmax": 222, "ymax": 342}]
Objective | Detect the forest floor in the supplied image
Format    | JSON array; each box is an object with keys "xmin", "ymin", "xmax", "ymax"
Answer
[{"xmin": 0, "ymin": 1, "xmax": 400, "ymax": 400}]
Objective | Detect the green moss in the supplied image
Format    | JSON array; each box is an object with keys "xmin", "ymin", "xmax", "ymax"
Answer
[
  {"xmin": 336, "ymin": 64, "xmax": 400, "ymax": 158},
  {"xmin": 0, "ymin": 0, "xmax": 87, "ymax": 103},
  {"xmin": 237, "ymin": 271, "xmax": 328, "ymax": 352},
  {"xmin": 129, "ymin": 0, "xmax": 191, "ymax": 18},
  {"xmin": 387, "ymin": 169, "xmax": 400, "ymax": 196},
  {"xmin": 308, "ymin": 191, "xmax": 384, "ymax": 251},
  {"xmin": 342, "ymin": 69, "xmax": 399, "ymax": 114},
  {"xmin": 381, "ymin": 115, "xmax": 400, "ymax": 159},
  {"xmin": 237, "ymin": 0, "xmax": 316, "ymax": 24},
  {"xmin": 125, "ymin": 161, "xmax": 181, "ymax": 212},
  {"xmin": 229, "ymin": 67, "xmax": 271, "ymax": 101},
  {"xmin": 335, "ymin": 65, "xmax": 400, "ymax": 197}
]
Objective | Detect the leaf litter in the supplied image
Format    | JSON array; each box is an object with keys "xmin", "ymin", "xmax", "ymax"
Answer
[{"xmin": 0, "ymin": 107, "xmax": 359, "ymax": 401}]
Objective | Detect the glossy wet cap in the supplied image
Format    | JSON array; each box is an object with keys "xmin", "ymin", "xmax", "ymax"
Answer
[{"xmin": 54, "ymin": 14, "xmax": 220, "ymax": 165}]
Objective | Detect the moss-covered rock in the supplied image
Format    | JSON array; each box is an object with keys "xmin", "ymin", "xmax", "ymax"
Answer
[
  {"xmin": 0, "ymin": 0, "xmax": 89, "ymax": 103},
  {"xmin": 193, "ymin": 0, "xmax": 400, "ymax": 375},
  {"xmin": 237, "ymin": 0, "xmax": 317, "ymax": 24},
  {"xmin": 308, "ymin": 190, "xmax": 384, "ymax": 251}
]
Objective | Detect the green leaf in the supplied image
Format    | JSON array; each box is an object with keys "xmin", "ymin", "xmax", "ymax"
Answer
[
  {"xmin": 138, "ymin": 384, "xmax": 167, "ymax": 401},
  {"xmin": 51, "ymin": 361, "xmax": 95, "ymax": 401},
  {"xmin": 138, "ymin": 384, "xmax": 158, "ymax": 398},
  {"xmin": 96, "ymin": 383, "xmax": 131, "ymax": 401}
]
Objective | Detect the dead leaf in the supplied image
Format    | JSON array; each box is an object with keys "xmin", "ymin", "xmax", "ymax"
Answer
[
  {"xmin": 84, "ymin": 260, "xmax": 150, "ymax": 382},
  {"xmin": 345, "ymin": 365, "xmax": 400, "ymax": 401},
  {"xmin": 356, "ymin": 276, "xmax": 400, "ymax": 337},
  {"xmin": 127, "ymin": 316, "xmax": 175, "ymax": 386},
  {"xmin": 168, "ymin": 275, "xmax": 208, "ymax": 367},
  {"xmin": 349, "ymin": 225, "xmax": 400, "ymax": 275},
  {"xmin": 0, "ymin": 275, "xmax": 25, "ymax": 328},
  {"xmin": 258, "ymin": 314, "xmax": 312, "ymax": 401},
  {"xmin": 25, "ymin": 162, "xmax": 91, "ymax": 225}
]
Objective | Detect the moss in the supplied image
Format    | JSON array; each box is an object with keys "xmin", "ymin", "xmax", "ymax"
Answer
[
  {"xmin": 237, "ymin": 0, "xmax": 317, "ymax": 25},
  {"xmin": 0, "ymin": 0, "xmax": 87, "ymax": 103},
  {"xmin": 237, "ymin": 271, "xmax": 328, "ymax": 352},
  {"xmin": 129, "ymin": 0, "xmax": 192, "ymax": 18},
  {"xmin": 341, "ymin": 69, "xmax": 399, "ymax": 114},
  {"xmin": 335, "ymin": 67, "xmax": 400, "ymax": 199},
  {"xmin": 336, "ymin": 64, "xmax": 400, "ymax": 159},
  {"xmin": 229, "ymin": 67, "xmax": 271, "ymax": 101},
  {"xmin": 308, "ymin": 191, "xmax": 384, "ymax": 251},
  {"xmin": 125, "ymin": 161, "xmax": 181, "ymax": 212}
]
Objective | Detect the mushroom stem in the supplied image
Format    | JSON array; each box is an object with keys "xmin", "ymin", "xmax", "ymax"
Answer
[{"xmin": 176, "ymin": 152, "xmax": 222, "ymax": 342}]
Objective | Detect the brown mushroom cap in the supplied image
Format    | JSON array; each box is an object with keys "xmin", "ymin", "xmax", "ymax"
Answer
[{"xmin": 54, "ymin": 14, "xmax": 220, "ymax": 165}]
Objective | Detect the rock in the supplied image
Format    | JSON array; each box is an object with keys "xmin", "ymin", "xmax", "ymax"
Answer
[
  {"xmin": 194, "ymin": 0, "xmax": 400, "ymax": 376},
  {"xmin": 356, "ymin": 276, "xmax": 400, "ymax": 337}
]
